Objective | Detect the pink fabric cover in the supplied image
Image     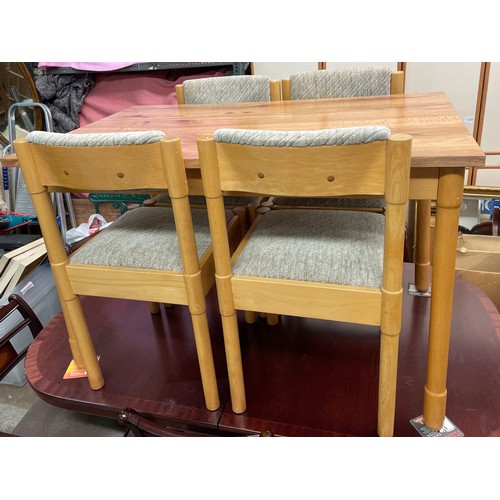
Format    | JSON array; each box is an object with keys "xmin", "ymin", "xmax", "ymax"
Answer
[
  {"xmin": 79, "ymin": 68, "xmax": 226, "ymax": 127},
  {"xmin": 73, "ymin": 67, "xmax": 226, "ymax": 198},
  {"xmin": 38, "ymin": 62, "xmax": 139, "ymax": 71}
]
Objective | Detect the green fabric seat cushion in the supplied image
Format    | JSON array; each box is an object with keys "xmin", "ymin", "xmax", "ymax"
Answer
[{"xmin": 232, "ymin": 209, "xmax": 385, "ymax": 288}]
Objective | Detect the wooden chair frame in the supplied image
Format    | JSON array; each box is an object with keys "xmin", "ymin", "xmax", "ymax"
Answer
[
  {"xmin": 268, "ymin": 70, "xmax": 404, "ymax": 216},
  {"xmin": 198, "ymin": 132, "xmax": 412, "ymax": 436},
  {"xmin": 174, "ymin": 74, "xmax": 281, "ymax": 228},
  {"xmin": 14, "ymin": 135, "xmax": 243, "ymax": 411},
  {"xmin": 0, "ymin": 293, "xmax": 44, "ymax": 381}
]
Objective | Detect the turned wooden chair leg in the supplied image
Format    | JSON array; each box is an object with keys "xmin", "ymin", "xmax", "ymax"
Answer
[
  {"xmin": 63, "ymin": 296, "xmax": 104, "ymax": 390},
  {"xmin": 221, "ymin": 312, "xmax": 246, "ymax": 414},
  {"xmin": 415, "ymin": 200, "xmax": 432, "ymax": 292},
  {"xmin": 377, "ymin": 328, "xmax": 400, "ymax": 437},
  {"xmin": 190, "ymin": 310, "xmax": 220, "ymax": 411},
  {"xmin": 60, "ymin": 300, "xmax": 85, "ymax": 368},
  {"xmin": 266, "ymin": 313, "xmax": 279, "ymax": 326},
  {"xmin": 244, "ymin": 311, "xmax": 257, "ymax": 324},
  {"xmin": 149, "ymin": 302, "xmax": 161, "ymax": 314}
]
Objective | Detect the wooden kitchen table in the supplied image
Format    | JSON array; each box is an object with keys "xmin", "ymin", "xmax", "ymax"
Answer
[{"xmin": 12, "ymin": 92, "xmax": 487, "ymax": 431}]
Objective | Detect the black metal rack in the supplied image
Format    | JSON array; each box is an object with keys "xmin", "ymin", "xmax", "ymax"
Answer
[{"xmin": 36, "ymin": 62, "xmax": 250, "ymax": 76}]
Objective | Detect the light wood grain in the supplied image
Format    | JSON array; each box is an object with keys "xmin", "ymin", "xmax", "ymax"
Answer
[
  {"xmin": 9, "ymin": 91, "xmax": 483, "ymax": 432},
  {"xmin": 69, "ymin": 93, "xmax": 484, "ymax": 171},
  {"xmin": 424, "ymin": 167, "xmax": 466, "ymax": 430},
  {"xmin": 199, "ymin": 132, "xmax": 412, "ymax": 435},
  {"xmin": 12, "ymin": 136, "xmax": 249, "ymax": 412}
]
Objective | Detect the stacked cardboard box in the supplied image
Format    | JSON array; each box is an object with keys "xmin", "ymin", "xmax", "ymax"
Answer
[{"xmin": 456, "ymin": 233, "xmax": 500, "ymax": 313}]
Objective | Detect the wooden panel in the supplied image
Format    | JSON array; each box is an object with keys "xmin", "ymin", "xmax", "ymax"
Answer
[
  {"xmin": 15, "ymin": 139, "xmax": 169, "ymax": 192},
  {"xmin": 216, "ymin": 140, "xmax": 387, "ymax": 196},
  {"xmin": 67, "ymin": 264, "xmax": 189, "ymax": 304},
  {"xmin": 231, "ymin": 276, "xmax": 382, "ymax": 325},
  {"xmin": 409, "ymin": 168, "xmax": 439, "ymax": 199}
]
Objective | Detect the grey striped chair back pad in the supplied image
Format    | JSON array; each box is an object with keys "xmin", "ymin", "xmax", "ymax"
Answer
[
  {"xmin": 213, "ymin": 126, "xmax": 391, "ymax": 147},
  {"xmin": 232, "ymin": 209, "xmax": 385, "ymax": 288},
  {"xmin": 70, "ymin": 206, "xmax": 233, "ymax": 272},
  {"xmin": 182, "ymin": 75, "xmax": 272, "ymax": 104},
  {"xmin": 289, "ymin": 67, "xmax": 392, "ymax": 100},
  {"xmin": 27, "ymin": 130, "xmax": 165, "ymax": 146}
]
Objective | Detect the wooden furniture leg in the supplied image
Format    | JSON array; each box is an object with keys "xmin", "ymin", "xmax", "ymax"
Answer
[
  {"xmin": 62, "ymin": 295, "xmax": 105, "ymax": 390},
  {"xmin": 31, "ymin": 189, "xmax": 104, "ymax": 390},
  {"xmin": 377, "ymin": 136, "xmax": 409, "ymax": 437},
  {"xmin": 59, "ymin": 300, "xmax": 85, "ymax": 368},
  {"xmin": 414, "ymin": 200, "xmax": 432, "ymax": 292},
  {"xmin": 423, "ymin": 168, "xmax": 464, "ymax": 430}
]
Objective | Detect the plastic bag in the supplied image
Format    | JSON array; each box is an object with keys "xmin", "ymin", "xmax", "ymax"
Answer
[{"xmin": 65, "ymin": 214, "xmax": 112, "ymax": 245}]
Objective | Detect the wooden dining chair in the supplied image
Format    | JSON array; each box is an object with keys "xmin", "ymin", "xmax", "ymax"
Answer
[
  {"xmin": 198, "ymin": 126, "xmax": 412, "ymax": 436},
  {"xmin": 267, "ymin": 67, "xmax": 405, "ymax": 214},
  {"xmin": 14, "ymin": 130, "xmax": 244, "ymax": 412},
  {"xmin": 151, "ymin": 74, "xmax": 282, "ymax": 226},
  {"xmin": 0, "ymin": 293, "xmax": 44, "ymax": 382}
]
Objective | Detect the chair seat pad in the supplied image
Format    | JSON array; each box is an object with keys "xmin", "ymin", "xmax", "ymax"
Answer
[
  {"xmin": 70, "ymin": 207, "xmax": 229, "ymax": 272},
  {"xmin": 272, "ymin": 197, "xmax": 385, "ymax": 209},
  {"xmin": 232, "ymin": 209, "xmax": 385, "ymax": 288}
]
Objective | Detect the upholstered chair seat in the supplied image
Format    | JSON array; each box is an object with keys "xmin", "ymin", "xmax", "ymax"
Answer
[
  {"xmin": 232, "ymin": 209, "xmax": 385, "ymax": 288},
  {"xmin": 71, "ymin": 207, "xmax": 233, "ymax": 270}
]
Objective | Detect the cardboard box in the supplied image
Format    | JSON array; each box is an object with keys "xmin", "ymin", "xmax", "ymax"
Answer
[{"xmin": 455, "ymin": 234, "xmax": 500, "ymax": 313}]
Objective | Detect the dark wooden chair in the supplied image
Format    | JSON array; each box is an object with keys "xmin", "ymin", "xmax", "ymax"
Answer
[{"xmin": 0, "ymin": 293, "xmax": 43, "ymax": 381}]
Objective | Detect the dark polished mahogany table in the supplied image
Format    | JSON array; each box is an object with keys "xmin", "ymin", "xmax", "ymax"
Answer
[{"xmin": 24, "ymin": 264, "xmax": 500, "ymax": 437}]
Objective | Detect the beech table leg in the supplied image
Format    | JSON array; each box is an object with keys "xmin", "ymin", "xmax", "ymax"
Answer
[
  {"xmin": 414, "ymin": 200, "xmax": 432, "ymax": 292},
  {"xmin": 423, "ymin": 168, "xmax": 464, "ymax": 430}
]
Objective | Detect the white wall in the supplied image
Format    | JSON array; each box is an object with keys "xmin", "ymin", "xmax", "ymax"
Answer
[
  {"xmin": 325, "ymin": 62, "xmax": 398, "ymax": 71},
  {"xmin": 252, "ymin": 62, "xmax": 319, "ymax": 79},
  {"xmin": 404, "ymin": 62, "xmax": 481, "ymax": 135},
  {"xmin": 476, "ymin": 62, "xmax": 500, "ymax": 185}
]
